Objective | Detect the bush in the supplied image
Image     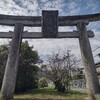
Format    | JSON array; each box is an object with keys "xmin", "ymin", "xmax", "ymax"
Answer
[
  {"xmin": 38, "ymin": 77, "xmax": 48, "ymax": 88},
  {"xmin": 0, "ymin": 41, "xmax": 39, "ymax": 93},
  {"xmin": 15, "ymin": 65, "xmax": 39, "ymax": 93}
]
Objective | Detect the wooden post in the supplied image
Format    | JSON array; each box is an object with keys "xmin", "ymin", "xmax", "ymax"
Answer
[
  {"xmin": 77, "ymin": 22, "xmax": 100, "ymax": 99},
  {"xmin": 0, "ymin": 23, "xmax": 23, "ymax": 100}
]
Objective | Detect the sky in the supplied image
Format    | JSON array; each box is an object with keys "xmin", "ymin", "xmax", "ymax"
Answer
[{"xmin": 0, "ymin": 0, "xmax": 100, "ymax": 63}]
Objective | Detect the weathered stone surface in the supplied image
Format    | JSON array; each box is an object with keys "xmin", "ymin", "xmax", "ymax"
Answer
[
  {"xmin": 0, "ymin": 23, "xmax": 23, "ymax": 100},
  {"xmin": 77, "ymin": 22, "xmax": 100, "ymax": 99},
  {"xmin": 0, "ymin": 10, "xmax": 100, "ymax": 100},
  {"xmin": 0, "ymin": 30, "xmax": 94, "ymax": 38},
  {"xmin": 0, "ymin": 12, "xmax": 100, "ymax": 26},
  {"xmin": 42, "ymin": 11, "xmax": 58, "ymax": 38}
]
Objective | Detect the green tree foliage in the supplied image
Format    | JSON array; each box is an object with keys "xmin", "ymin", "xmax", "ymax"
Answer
[
  {"xmin": 0, "ymin": 41, "xmax": 39, "ymax": 93},
  {"xmin": 38, "ymin": 77, "xmax": 48, "ymax": 88},
  {"xmin": 0, "ymin": 45, "xmax": 8, "ymax": 88}
]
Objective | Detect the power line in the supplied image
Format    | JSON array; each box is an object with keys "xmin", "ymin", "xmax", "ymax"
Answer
[
  {"xmin": 92, "ymin": 46, "xmax": 100, "ymax": 58},
  {"xmin": 92, "ymin": 46, "xmax": 100, "ymax": 52}
]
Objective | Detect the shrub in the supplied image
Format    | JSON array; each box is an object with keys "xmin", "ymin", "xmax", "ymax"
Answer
[{"xmin": 38, "ymin": 77, "xmax": 48, "ymax": 88}]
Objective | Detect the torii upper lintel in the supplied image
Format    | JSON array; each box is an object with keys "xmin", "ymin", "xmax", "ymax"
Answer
[{"xmin": 0, "ymin": 11, "xmax": 100, "ymax": 100}]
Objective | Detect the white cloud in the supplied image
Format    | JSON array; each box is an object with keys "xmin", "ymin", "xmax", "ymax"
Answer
[
  {"xmin": 22, "ymin": 38, "xmax": 81, "ymax": 59},
  {"xmin": 68, "ymin": 1, "xmax": 78, "ymax": 10},
  {"xmin": 67, "ymin": 1, "xmax": 80, "ymax": 15},
  {"xmin": 0, "ymin": 0, "xmax": 99, "ymax": 63},
  {"xmin": 86, "ymin": 0, "xmax": 98, "ymax": 12}
]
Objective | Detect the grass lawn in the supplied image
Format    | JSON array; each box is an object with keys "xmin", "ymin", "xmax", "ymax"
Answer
[{"xmin": 14, "ymin": 87, "xmax": 87, "ymax": 100}]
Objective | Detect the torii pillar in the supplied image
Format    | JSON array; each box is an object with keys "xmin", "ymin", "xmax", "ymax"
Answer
[
  {"xmin": 77, "ymin": 22, "xmax": 100, "ymax": 100},
  {"xmin": 0, "ymin": 23, "xmax": 23, "ymax": 100}
]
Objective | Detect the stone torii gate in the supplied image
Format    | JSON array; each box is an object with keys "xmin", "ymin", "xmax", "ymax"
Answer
[{"xmin": 0, "ymin": 11, "xmax": 100, "ymax": 100}]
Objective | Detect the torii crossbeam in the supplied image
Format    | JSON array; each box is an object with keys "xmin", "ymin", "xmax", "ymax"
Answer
[{"xmin": 0, "ymin": 11, "xmax": 100, "ymax": 100}]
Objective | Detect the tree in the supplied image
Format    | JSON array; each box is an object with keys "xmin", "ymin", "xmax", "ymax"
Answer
[
  {"xmin": 43, "ymin": 50, "xmax": 80, "ymax": 92},
  {"xmin": 38, "ymin": 77, "xmax": 48, "ymax": 88},
  {"xmin": 0, "ymin": 45, "xmax": 8, "ymax": 88},
  {"xmin": 0, "ymin": 41, "xmax": 39, "ymax": 93}
]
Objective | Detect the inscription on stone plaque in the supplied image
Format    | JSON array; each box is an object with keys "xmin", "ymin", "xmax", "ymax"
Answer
[{"xmin": 42, "ymin": 11, "xmax": 58, "ymax": 38}]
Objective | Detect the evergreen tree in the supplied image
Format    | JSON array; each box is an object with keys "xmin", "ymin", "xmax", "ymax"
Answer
[{"xmin": 0, "ymin": 41, "xmax": 39, "ymax": 93}]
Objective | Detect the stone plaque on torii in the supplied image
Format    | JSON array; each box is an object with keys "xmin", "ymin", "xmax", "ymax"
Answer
[{"xmin": 0, "ymin": 11, "xmax": 100, "ymax": 100}]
